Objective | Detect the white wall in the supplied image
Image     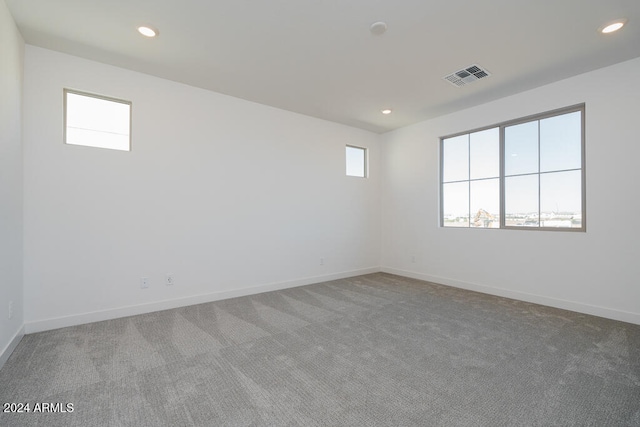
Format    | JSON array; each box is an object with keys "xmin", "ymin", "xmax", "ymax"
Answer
[
  {"xmin": 16, "ymin": 36, "xmax": 640, "ymax": 338},
  {"xmin": 381, "ymin": 57, "xmax": 640, "ymax": 325},
  {"xmin": 23, "ymin": 46, "xmax": 381, "ymax": 332},
  {"xmin": 0, "ymin": 0, "xmax": 24, "ymax": 367}
]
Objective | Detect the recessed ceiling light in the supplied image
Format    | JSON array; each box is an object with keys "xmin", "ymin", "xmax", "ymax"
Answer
[
  {"xmin": 599, "ymin": 19, "xmax": 627, "ymax": 34},
  {"xmin": 381, "ymin": 109, "xmax": 392, "ymax": 115},
  {"xmin": 137, "ymin": 26, "xmax": 158, "ymax": 38},
  {"xmin": 370, "ymin": 21, "xmax": 388, "ymax": 36}
]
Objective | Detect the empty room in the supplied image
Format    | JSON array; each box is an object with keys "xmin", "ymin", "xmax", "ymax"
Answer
[{"xmin": 1, "ymin": 0, "xmax": 639, "ymax": 425}]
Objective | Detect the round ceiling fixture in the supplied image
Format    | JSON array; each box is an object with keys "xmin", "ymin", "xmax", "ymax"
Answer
[
  {"xmin": 381, "ymin": 109, "xmax": 392, "ymax": 115},
  {"xmin": 137, "ymin": 26, "xmax": 158, "ymax": 38},
  {"xmin": 599, "ymin": 19, "xmax": 627, "ymax": 34},
  {"xmin": 370, "ymin": 21, "xmax": 388, "ymax": 36}
]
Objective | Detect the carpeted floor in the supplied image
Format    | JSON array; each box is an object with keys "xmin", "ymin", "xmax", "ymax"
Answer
[{"xmin": 1, "ymin": 273, "xmax": 639, "ymax": 426}]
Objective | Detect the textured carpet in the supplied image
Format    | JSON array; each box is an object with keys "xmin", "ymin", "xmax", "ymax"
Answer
[{"xmin": 1, "ymin": 273, "xmax": 639, "ymax": 426}]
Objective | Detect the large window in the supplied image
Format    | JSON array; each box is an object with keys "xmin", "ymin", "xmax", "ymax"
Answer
[
  {"xmin": 440, "ymin": 105, "xmax": 585, "ymax": 231},
  {"xmin": 64, "ymin": 89, "xmax": 132, "ymax": 151}
]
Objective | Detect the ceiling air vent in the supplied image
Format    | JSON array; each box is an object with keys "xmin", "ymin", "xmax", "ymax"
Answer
[{"xmin": 443, "ymin": 64, "xmax": 491, "ymax": 87}]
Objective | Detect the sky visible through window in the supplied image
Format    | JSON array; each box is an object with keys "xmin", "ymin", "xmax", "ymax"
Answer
[
  {"xmin": 65, "ymin": 91, "xmax": 131, "ymax": 151},
  {"xmin": 442, "ymin": 110, "xmax": 582, "ymax": 228},
  {"xmin": 346, "ymin": 145, "xmax": 366, "ymax": 177}
]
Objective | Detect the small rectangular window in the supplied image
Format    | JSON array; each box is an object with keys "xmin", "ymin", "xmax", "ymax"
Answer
[
  {"xmin": 346, "ymin": 145, "xmax": 367, "ymax": 177},
  {"xmin": 440, "ymin": 104, "xmax": 585, "ymax": 231},
  {"xmin": 64, "ymin": 89, "xmax": 131, "ymax": 151}
]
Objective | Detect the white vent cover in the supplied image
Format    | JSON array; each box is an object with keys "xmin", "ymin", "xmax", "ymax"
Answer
[{"xmin": 443, "ymin": 64, "xmax": 491, "ymax": 87}]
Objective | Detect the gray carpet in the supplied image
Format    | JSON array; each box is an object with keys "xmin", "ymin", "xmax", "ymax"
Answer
[{"xmin": 1, "ymin": 273, "xmax": 639, "ymax": 426}]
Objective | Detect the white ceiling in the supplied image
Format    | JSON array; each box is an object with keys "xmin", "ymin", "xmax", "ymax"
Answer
[{"xmin": 6, "ymin": 0, "xmax": 640, "ymax": 133}]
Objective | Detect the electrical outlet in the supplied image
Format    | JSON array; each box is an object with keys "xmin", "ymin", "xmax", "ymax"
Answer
[
  {"xmin": 320, "ymin": 258, "xmax": 325, "ymax": 266},
  {"xmin": 140, "ymin": 277, "xmax": 150, "ymax": 289},
  {"xmin": 411, "ymin": 256, "xmax": 416, "ymax": 263},
  {"xmin": 165, "ymin": 274, "xmax": 174, "ymax": 286},
  {"xmin": 8, "ymin": 301, "xmax": 13, "ymax": 320}
]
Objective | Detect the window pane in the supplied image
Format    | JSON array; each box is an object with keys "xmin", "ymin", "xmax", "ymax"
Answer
[
  {"xmin": 540, "ymin": 170, "xmax": 582, "ymax": 228},
  {"xmin": 346, "ymin": 145, "xmax": 366, "ymax": 177},
  {"xmin": 65, "ymin": 91, "xmax": 131, "ymax": 151},
  {"xmin": 443, "ymin": 182, "xmax": 469, "ymax": 227},
  {"xmin": 505, "ymin": 121, "xmax": 538, "ymax": 176},
  {"xmin": 505, "ymin": 174, "xmax": 539, "ymax": 227},
  {"xmin": 470, "ymin": 179, "xmax": 499, "ymax": 228},
  {"xmin": 442, "ymin": 134, "xmax": 468, "ymax": 182},
  {"xmin": 66, "ymin": 127, "xmax": 130, "ymax": 151},
  {"xmin": 66, "ymin": 93, "xmax": 130, "ymax": 134},
  {"xmin": 540, "ymin": 111, "xmax": 581, "ymax": 172},
  {"xmin": 470, "ymin": 128, "xmax": 499, "ymax": 180}
]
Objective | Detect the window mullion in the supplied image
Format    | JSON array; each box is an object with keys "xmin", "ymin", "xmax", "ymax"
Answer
[
  {"xmin": 440, "ymin": 138, "xmax": 444, "ymax": 227},
  {"xmin": 467, "ymin": 134, "xmax": 471, "ymax": 227},
  {"xmin": 537, "ymin": 119, "xmax": 541, "ymax": 227},
  {"xmin": 499, "ymin": 125, "xmax": 505, "ymax": 229}
]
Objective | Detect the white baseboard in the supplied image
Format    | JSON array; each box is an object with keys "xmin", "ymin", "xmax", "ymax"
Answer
[
  {"xmin": 382, "ymin": 267, "xmax": 640, "ymax": 326},
  {"xmin": 0, "ymin": 325, "xmax": 25, "ymax": 370},
  {"xmin": 23, "ymin": 266, "xmax": 639, "ymax": 334},
  {"xmin": 24, "ymin": 267, "xmax": 380, "ymax": 334}
]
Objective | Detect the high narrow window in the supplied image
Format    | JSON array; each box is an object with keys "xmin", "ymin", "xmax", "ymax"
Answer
[
  {"xmin": 64, "ymin": 89, "xmax": 131, "ymax": 151},
  {"xmin": 346, "ymin": 145, "xmax": 367, "ymax": 177},
  {"xmin": 440, "ymin": 104, "xmax": 585, "ymax": 231}
]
